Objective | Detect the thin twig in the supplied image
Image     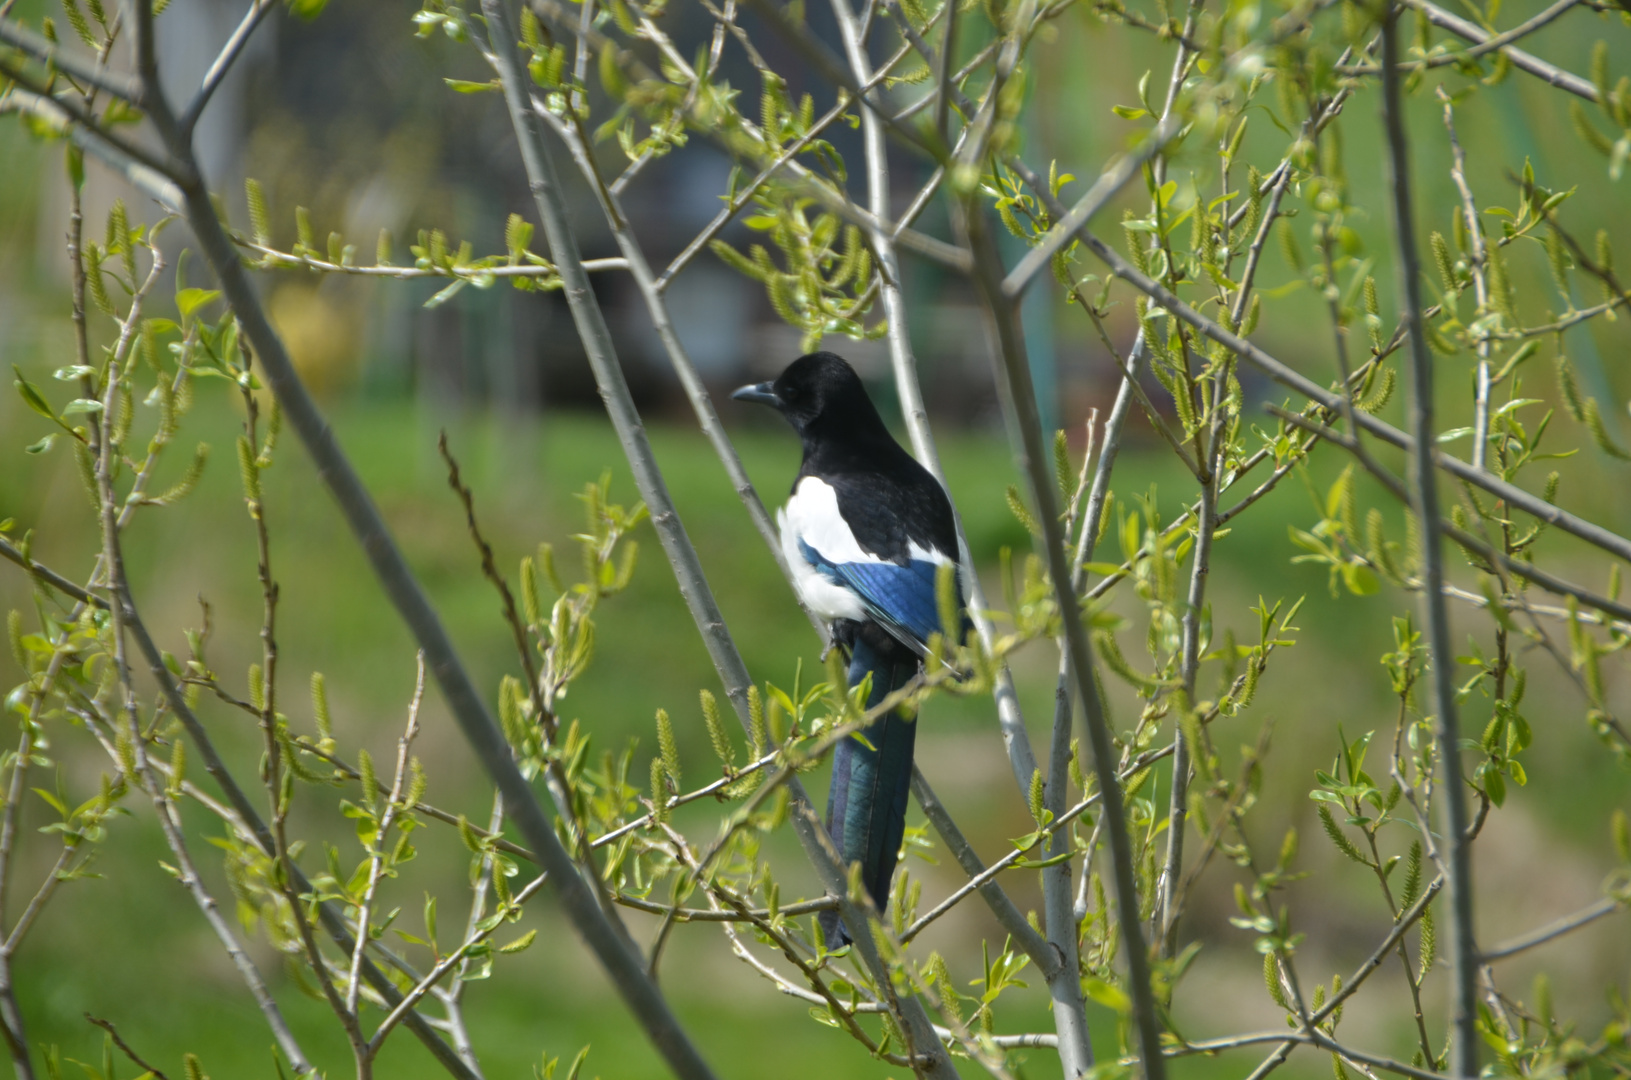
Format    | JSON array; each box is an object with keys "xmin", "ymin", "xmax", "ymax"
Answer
[
  {"xmin": 734, "ymin": 0, "xmax": 938, "ymax": 159},
  {"xmin": 1322, "ymin": 30, "xmax": 1475, "ymax": 1041},
  {"xmin": 0, "ymin": 57, "xmax": 180, "ymax": 180},
  {"xmin": 1481, "ymin": 897, "xmax": 1625, "ymax": 961},
  {"xmin": 0, "ymin": 18, "xmax": 142, "ymax": 100},
  {"xmin": 85, "ymin": 1016, "xmax": 170, "ymax": 1080},
  {"xmin": 1339, "ymin": 0, "xmax": 1583, "ymax": 77},
  {"xmin": 908, "ymin": 770, "xmax": 1055, "ymax": 964},
  {"xmin": 488, "ymin": 2, "xmax": 958, "ymax": 1074},
  {"xmin": 962, "ymin": 196, "xmax": 1168, "ymax": 1080},
  {"xmin": 614, "ymin": 894, "xmax": 837, "ymax": 920},
  {"xmin": 110, "ymin": 578, "xmax": 484, "ymax": 1078},
  {"xmin": 177, "ymin": 0, "xmax": 276, "ymax": 135},
  {"xmin": 136, "ymin": 0, "xmax": 707, "ymax": 1066},
  {"xmin": 525, "ymin": 0, "xmax": 972, "ymax": 272},
  {"xmin": 1268, "ymin": 408, "xmax": 1631, "ymax": 626},
  {"xmin": 1002, "ymin": 112, "xmax": 1182, "ymax": 297},
  {"xmin": 1393, "ymin": 0, "xmax": 1599, "ymax": 102},
  {"xmin": 437, "ymin": 435, "xmax": 550, "ymax": 732},
  {"xmin": 3, "ymin": 849, "xmax": 74, "ymax": 957},
  {"xmin": 369, "ymin": 872, "xmax": 553, "ymax": 1053},
  {"xmin": 240, "ymin": 239, "xmax": 627, "ymax": 280},
  {"xmin": 346, "ymin": 654, "xmax": 427, "ymax": 1016},
  {"xmin": 1068, "ymin": 228, "xmax": 1631, "ymax": 565},
  {"xmin": 87, "ymin": 284, "xmax": 316, "ymax": 1076},
  {"xmin": 521, "ymin": 105, "xmax": 820, "ymax": 638},
  {"xmin": 1241, "ymin": 878, "xmax": 1446, "ymax": 1080}
]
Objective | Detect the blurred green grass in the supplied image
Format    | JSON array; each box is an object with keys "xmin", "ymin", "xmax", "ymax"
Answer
[{"xmin": 3, "ymin": 383, "xmax": 1628, "ymax": 1078}]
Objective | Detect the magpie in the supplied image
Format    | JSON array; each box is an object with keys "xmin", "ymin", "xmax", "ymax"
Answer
[{"xmin": 733, "ymin": 351, "xmax": 965, "ymax": 948}]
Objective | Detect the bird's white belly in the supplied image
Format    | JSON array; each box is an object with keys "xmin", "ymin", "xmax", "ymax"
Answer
[
  {"xmin": 778, "ymin": 496, "xmax": 867, "ymax": 623},
  {"xmin": 789, "ymin": 558, "xmax": 867, "ymax": 622}
]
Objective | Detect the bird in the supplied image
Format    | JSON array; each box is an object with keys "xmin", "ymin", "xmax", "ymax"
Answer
[{"xmin": 732, "ymin": 351, "xmax": 965, "ymax": 949}]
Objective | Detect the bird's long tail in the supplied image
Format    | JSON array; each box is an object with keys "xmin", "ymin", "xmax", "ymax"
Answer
[{"xmin": 819, "ymin": 633, "xmax": 919, "ymax": 949}]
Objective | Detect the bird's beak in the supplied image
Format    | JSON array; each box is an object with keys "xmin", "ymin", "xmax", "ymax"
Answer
[{"xmin": 731, "ymin": 381, "xmax": 781, "ymax": 407}]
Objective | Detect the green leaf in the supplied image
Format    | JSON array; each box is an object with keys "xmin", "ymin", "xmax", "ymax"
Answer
[
  {"xmin": 1082, "ymin": 977, "xmax": 1131, "ymax": 1014},
  {"xmin": 656, "ymin": 708, "xmax": 680, "ymax": 788},
  {"xmin": 1342, "ymin": 562, "xmax": 1379, "ymax": 596},
  {"xmin": 246, "ymin": 178, "xmax": 271, "ymax": 246},
  {"xmin": 499, "ymin": 929, "xmax": 538, "ymax": 954},
  {"xmin": 444, "ymin": 78, "xmax": 500, "ymax": 93},
  {"xmin": 700, "ymin": 688, "xmax": 734, "ymax": 768},
  {"xmin": 424, "ymin": 279, "xmax": 469, "ymax": 309},
  {"xmin": 598, "ymin": 41, "xmax": 628, "ymax": 98},
  {"xmin": 1005, "ymin": 485, "xmax": 1040, "ymax": 537},
  {"xmin": 13, "ymin": 367, "xmax": 57, "ymax": 421},
  {"xmin": 1315, "ymin": 803, "xmax": 1370, "ymax": 865},
  {"xmin": 32, "ymin": 788, "xmax": 67, "ymax": 816},
  {"xmin": 505, "ymin": 213, "xmax": 534, "ymax": 258},
  {"xmin": 66, "ymin": 145, "xmax": 85, "ymax": 192},
  {"xmin": 175, "ymin": 288, "xmax": 221, "ymax": 322},
  {"xmin": 1013, "ymin": 850, "xmax": 1073, "ymax": 869}
]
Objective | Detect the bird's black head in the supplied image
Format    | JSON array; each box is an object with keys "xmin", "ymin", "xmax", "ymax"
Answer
[{"xmin": 731, "ymin": 352, "xmax": 888, "ymax": 441}]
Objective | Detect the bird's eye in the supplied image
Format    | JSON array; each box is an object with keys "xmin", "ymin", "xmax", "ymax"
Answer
[{"xmin": 781, "ymin": 386, "xmax": 800, "ymax": 402}]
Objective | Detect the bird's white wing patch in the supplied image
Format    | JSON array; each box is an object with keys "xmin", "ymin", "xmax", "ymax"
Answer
[
  {"xmin": 778, "ymin": 501, "xmax": 867, "ymax": 622},
  {"xmin": 907, "ymin": 539, "xmax": 956, "ymax": 565},
  {"xmin": 782, "ymin": 477, "xmax": 880, "ymax": 565},
  {"xmin": 778, "ymin": 477, "xmax": 956, "ymax": 625}
]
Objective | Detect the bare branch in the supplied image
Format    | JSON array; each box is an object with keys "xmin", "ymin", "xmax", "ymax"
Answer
[
  {"xmin": 1341, "ymin": 0, "xmax": 1583, "ymax": 77},
  {"xmin": 0, "ymin": 67, "xmax": 182, "ymax": 193},
  {"xmin": 178, "ymin": 0, "xmax": 276, "ymax": 136},
  {"xmin": 1068, "ymin": 227, "xmax": 1631, "ymax": 565},
  {"xmin": 960, "ymin": 201, "xmax": 1168, "ymax": 1080},
  {"xmin": 239, "ymin": 239, "xmax": 627, "ymax": 280},
  {"xmin": 369, "ymin": 874, "xmax": 552, "ymax": 1052},
  {"xmin": 1481, "ymin": 897, "xmax": 1625, "ymax": 961},
  {"xmin": 1002, "ymin": 113, "xmax": 1182, "ymax": 297},
  {"xmin": 0, "ymin": 18, "xmax": 141, "ymax": 100},
  {"xmin": 1331, "ymin": 27, "xmax": 1473, "ymax": 1041},
  {"xmin": 1269, "ymin": 407, "xmax": 1631, "ymax": 626},
  {"xmin": 1393, "ymin": 0, "xmax": 1599, "ymax": 101},
  {"xmin": 84, "ymin": 1016, "xmax": 171, "ymax": 1080},
  {"xmin": 908, "ymin": 770, "xmax": 1055, "ymax": 964}
]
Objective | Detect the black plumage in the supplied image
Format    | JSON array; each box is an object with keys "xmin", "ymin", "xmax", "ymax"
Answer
[{"xmin": 777, "ymin": 358, "xmax": 957, "ymax": 565}]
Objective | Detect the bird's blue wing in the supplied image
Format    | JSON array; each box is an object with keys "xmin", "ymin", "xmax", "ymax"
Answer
[{"xmin": 798, "ymin": 539, "xmax": 955, "ymax": 650}]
